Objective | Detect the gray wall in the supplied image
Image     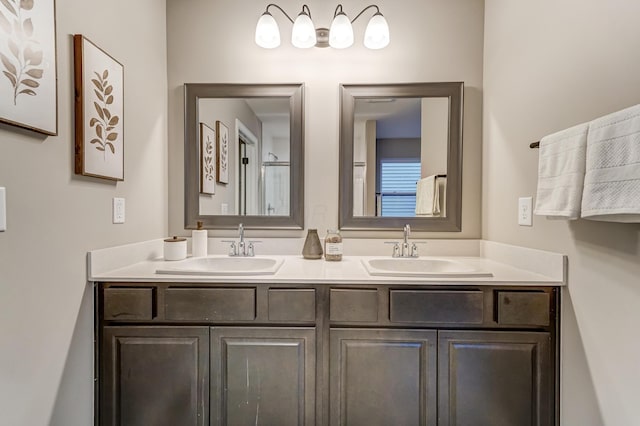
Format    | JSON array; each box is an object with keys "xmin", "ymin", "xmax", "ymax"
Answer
[
  {"xmin": 167, "ymin": 0, "xmax": 485, "ymax": 238},
  {"xmin": 0, "ymin": 0, "xmax": 168, "ymax": 425},
  {"xmin": 484, "ymin": 0, "xmax": 640, "ymax": 424}
]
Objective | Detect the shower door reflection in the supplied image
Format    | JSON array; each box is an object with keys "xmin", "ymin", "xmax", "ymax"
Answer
[{"xmin": 261, "ymin": 162, "xmax": 290, "ymax": 216}]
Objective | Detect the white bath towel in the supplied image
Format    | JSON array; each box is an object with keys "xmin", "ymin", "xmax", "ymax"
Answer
[
  {"xmin": 416, "ymin": 175, "xmax": 441, "ymax": 216},
  {"xmin": 534, "ymin": 123, "xmax": 589, "ymax": 219},
  {"xmin": 581, "ymin": 104, "xmax": 640, "ymax": 222}
]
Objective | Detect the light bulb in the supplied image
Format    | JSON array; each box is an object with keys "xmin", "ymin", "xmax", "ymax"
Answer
[
  {"xmin": 364, "ymin": 12, "xmax": 389, "ymax": 49},
  {"xmin": 329, "ymin": 12, "xmax": 353, "ymax": 49},
  {"xmin": 291, "ymin": 12, "xmax": 316, "ymax": 48},
  {"xmin": 255, "ymin": 12, "xmax": 280, "ymax": 48}
]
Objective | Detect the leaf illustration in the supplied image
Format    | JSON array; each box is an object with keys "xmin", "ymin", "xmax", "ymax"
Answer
[
  {"xmin": 20, "ymin": 78, "xmax": 39, "ymax": 88},
  {"xmin": 24, "ymin": 46, "xmax": 42, "ymax": 66},
  {"xmin": 3, "ymin": 70, "xmax": 16, "ymax": 85},
  {"xmin": 90, "ymin": 138, "xmax": 101, "ymax": 145},
  {"xmin": 108, "ymin": 116, "xmax": 119, "ymax": 126},
  {"xmin": 91, "ymin": 78, "xmax": 103, "ymax": 91},
  {"xmin": 94, "ymin": 102, "xmax": 104, "ymax": 119},
  {"xmin": 0, "ymin": 11, "xmax": 11, "ymax": 33},
  {"xmin": 96, "ymin": 125, "xmax": 103, "ymax": 139},
  {"xmin": 1, "ymin": 0, "xmax": 17, "ymax": 16},
  {"xmin": 96, "ymin": 146, "xmax": 105, "ymax": 152},
  {"xmin": 106, "ymin": 95, "xmax": 113, "ymax": 105},
  {"xmin": 8, "ymin": 38, "xmax": 18, "ymax": 59},
  {"xmin": 104, "ymin": 85, "xmax": 113, "ymax": 95},
  {"xmin": 19, "ymin": 0, "xmax": 33, "ymax": 11},
  {"xmin": 25, "ymin": 68, "xmax": 43, "ymax": 79},
  {"xmin": 19, "ymin": 88, "xmax": 35, "ymax": 95},
  {"xmin": 93, "ymin": 71, "xmax": 102, "ymax": 82},
  {"xmin": 0, "ymin": 52, "xmax": 16, "ymax": 76},
  {"xmin": 89, "ymin": 118, "xmax": 99, "ymax": 127},
  {"xmin": 106, "ymin": 142, "xmax": 115, "ymax": 153},
  {"xmin": 106, "ymin": 132, "xmax": 118, "ymax": 141},
  {"xmin": 22, "ymin": 17, "xmax": 32, "ymax": 37},
  {"xmin": 104, "ymin": 109, "xmax": 111, "ymax": 120},
  {"xmin": 94, "ymin": 89, "xmax": 103, "ymax": 101},
  {"xmin": 102, "ymin": 70, "xmax": 108, "ymax": 79}
]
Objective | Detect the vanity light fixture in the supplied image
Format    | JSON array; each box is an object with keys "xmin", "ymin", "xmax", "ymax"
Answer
[{"xmin": 255, "ymin": 3, "xmax": 390, "ymax": 50}]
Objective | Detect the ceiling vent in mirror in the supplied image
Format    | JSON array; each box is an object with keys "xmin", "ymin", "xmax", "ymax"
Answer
[{"xmin": 255, "ymin": 3, "xmax": 390, "ymax": 50}]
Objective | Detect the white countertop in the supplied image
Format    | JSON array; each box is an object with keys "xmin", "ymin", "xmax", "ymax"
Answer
[{"xmin": 88, "ymin": 239, "xmax": 566, "ymax": 286}]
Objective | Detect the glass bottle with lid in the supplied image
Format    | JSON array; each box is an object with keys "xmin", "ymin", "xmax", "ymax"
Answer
[{"xmin": 324, "ymin": 229, "xmax": 343, "ymax": 261}]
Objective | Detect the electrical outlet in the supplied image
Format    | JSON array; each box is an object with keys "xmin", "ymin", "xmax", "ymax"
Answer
[
  {"xmin": 0, "ymin": 187, "xmax": 6, "ymax": 232},
  {"xmin": 518, "ymin": 197, "xmax": 533, "ymax": 226},
  {"xmin": 113, "ymin": 197, "xmax": 125, "ymax": 224}
]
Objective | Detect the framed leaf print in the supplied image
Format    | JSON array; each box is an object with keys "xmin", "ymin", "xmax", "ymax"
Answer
[
  {"xmin": 216, "ymin": 120, "xmax": 229, "ymax": 184},
  {"xmin": 73, "ymin": 34, "xmax": 124, "ymax": 181},
  {"xmin": 0, "ymin": 0, "xmax": 58, "ymax": 135},
  {"xmin": 200, "ymin": 122, "xmax": 216, "ymax": 195}
]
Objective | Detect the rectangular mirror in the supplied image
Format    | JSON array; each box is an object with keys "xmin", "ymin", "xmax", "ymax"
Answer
[
  {"xmin": 185, "ymin": 83, "xmax": 304, "ymax": 229},
  {"xmin": 339, "ymin": 82, "xmax": 463, "ymax": 231}
]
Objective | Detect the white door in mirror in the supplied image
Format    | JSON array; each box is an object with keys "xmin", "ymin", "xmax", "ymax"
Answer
[{"xmin": 0, "ymin": 187, "xmax": 6, "ymax": 232}]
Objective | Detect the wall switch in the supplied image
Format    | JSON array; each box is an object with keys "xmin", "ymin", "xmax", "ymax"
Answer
[
  {"xmin": 113, "ymin": 197, "xmax": 125, "ymax": 224},
  {"xmin": 0, "ymin": 187, "xmax": 6, "ymax": 232},
  {"xmin": 518, "ymin": 196, "xmax": 533, "ymax": 226}
]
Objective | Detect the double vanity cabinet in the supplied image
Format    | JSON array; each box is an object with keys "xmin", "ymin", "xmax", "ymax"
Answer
[{"xmin": 96, "ymin": 280, "xmax": 559, "ymax": 426}]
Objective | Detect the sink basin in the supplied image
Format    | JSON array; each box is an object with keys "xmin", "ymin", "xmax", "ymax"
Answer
[
  {"xmin": 156, "ymin": 256, "xmax": 284, "ymax": 276},
  {"xmin": 362, "ymin": 257, "xmax": 493, "ymax": 278}
]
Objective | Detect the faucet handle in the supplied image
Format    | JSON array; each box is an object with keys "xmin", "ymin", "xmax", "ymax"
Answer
[
  {"xmin": 222, "ymin": 240, "xmax": 237, "ymax": 256},
  {"xmin": 384, "ymin": 241, "xmax": 401, "ymax": 257},
  {"xmin": 246, "ymin": 241, "xmax": 262, "ymax": 257},
  {"xmin": 410, "ymin": 241, "xmax": 427, "ymax": 257}
]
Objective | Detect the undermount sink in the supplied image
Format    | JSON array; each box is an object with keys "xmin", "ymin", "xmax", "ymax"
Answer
[
  {"xmin": 156, "ymin": 256, "xmax": 284, "ymax": 276},
  {"xmin": 362, "ymin": 257, "xmax": 493, "ymax": 278}
]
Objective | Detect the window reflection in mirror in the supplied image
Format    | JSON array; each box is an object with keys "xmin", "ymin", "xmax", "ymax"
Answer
[
  {"xmin": 198, "ymin": 98, "xmax": 291, "ymax": 217},
  {"xmin": 352, "ymin": 97, "xmax": 449, "ymax": 218}
]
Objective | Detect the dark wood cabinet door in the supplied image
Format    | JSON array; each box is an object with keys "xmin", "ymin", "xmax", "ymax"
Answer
[
  {"xmin": 329, "ymin": 328, "xmax": 438, "ymax": 426},
  {"xmin": 438, "ymin": 330, "xmax": 552, "ymax": 426},
  {"xmin": 101, "ymin": 326, "xmax": 209, "ymax": 426},
  {"xmin": 210, "ymin": 327, "xmax": 316, "ymax": 426}
]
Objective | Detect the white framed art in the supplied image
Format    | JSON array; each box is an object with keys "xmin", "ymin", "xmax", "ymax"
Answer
[
  {"xmin": 200, "ymin": 122, "xmax": 216, "ymax": 195},
  {"xmin": 0, "ymin": 0, "xmax": 58, "ymax": 135},
  {"xmin": 216, "ymin": 120, "xmax": 229, "ymax": 184},
  {"xmin": 73, "ymin": 34, "xmax": 124, "ymax": 181}
]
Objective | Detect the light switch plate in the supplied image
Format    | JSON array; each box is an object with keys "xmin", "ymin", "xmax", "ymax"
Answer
[
  {"xmin": 0, "ymin": 187, "xmax": 6, "ymax": 232},
  {"xmin": 518, "ymin": 196, "xmax": 533, "ymax": 226},
  {"xmin": 113, "ymin": 197, "xmax": 125, "ymax": 224}
]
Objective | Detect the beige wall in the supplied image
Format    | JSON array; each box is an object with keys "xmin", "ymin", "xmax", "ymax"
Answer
[
  {"xmin": 483, "ymin": 1, "xmax": 640, "ymax": 424},
  {"xmin": 0, "ymin": 0, "xmax": 168, "ymax": 425},
  {"xmin": 167, "ymin": 0, "xmax": 484, "ymax": 238}
]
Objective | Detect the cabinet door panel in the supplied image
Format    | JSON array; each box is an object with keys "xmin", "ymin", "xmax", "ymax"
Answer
[
  {"xmin": 330, "ymin": 329, "xmax": 437, "ymax": 426},
  {"xmin": 438, "ymin": 331, "xmax": 552, "ymax": 426},
  {"xmin": 210, "ymin": 327, "xmax": 315, "ymax": 426},
  {"xmin": 101, "ymin": 326, "xmax": 209, "ymax": 426}
]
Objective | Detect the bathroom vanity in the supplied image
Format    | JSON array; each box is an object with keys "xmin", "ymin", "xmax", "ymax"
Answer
[{"xmin": 92, "ymin": 246, "xmax": 562, "ymax": 426}]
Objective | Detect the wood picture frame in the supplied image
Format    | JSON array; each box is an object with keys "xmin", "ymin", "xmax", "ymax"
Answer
[
  {"xmin": 216, "ymin": 120, "xmax": 229, "ymax": 184},
  {"xmin": 0, "ymin": 0, "xmax": 58, "ymax": 135},
  {"xmin": 73, "ymin": 34, "xmax": 124, "ymax": 181},
  {"xmin": 199, "ymin": 122, "xmax": 216, "ymax": 195}
]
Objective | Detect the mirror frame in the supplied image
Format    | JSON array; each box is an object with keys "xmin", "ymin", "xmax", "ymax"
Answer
[
  {"xmin": 184, "ymin": 83, "xmax": 304, "ymax": 229},
  {"xmin": 339, "ymin": 82, "xmax": 464, "ymax": 231}
]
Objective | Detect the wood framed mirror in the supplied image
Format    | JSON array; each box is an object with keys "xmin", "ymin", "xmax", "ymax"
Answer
[
  {"xmin": 339, "ymin": 82, "xmax": 463, "ymax": 231},
  {"xmin": 184, "ymin": 83, "xmax": 304, "ymax": 229}
]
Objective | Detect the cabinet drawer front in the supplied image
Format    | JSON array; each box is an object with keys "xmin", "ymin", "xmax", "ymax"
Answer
[
  {"xmin": 104, "ymin": 288, "xmax": 153, "ymax": 320},
  {"xmin": 390, "ymin": 290, "xmax": 484, "ymax": 324},
  {"xmin": 330, "ymin": 289, "xmax": 378, "ymax": 322},
  {"xmin": 498, "ymin": 291, "xmax": 550, "ymax": 326},
  {"xmin": 268, "ymin": 289, "xmax": 316, "ymax": 322},
  {"xmin": 165, "ymin": 288, "xmax": 256, "ymax": 321}
]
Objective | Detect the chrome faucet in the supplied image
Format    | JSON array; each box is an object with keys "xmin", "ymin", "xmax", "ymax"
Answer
[
  {"xmin": 223, "ymin": 223, "xmax": 260, "ymax": 257},
  {"xmin": 385, "ymin": 224, "xmax": 423, "ymax": 257}
]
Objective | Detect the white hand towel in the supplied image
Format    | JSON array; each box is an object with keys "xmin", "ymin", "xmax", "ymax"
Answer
[
  {"xmin": 581, "ymin": 104, "xmax": 640, "ymax": 222},
  {"xmin": 534, "ymin": 123, "xmax": 589, "ymax": 219},
  {"xmin": 416, "ymin": 175, "xmax": 440, "ymax": 216}
]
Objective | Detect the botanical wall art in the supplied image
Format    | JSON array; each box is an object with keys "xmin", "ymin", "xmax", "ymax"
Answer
[
  {"xmin": 199, "ymin": 122, "xmax": 216, "ymax": 195},
  {"xmin": 73, "ymin": 34, "xmax": 124, "ymax": 181},
  {"xmin": 0, "ymin": 0, "xmax": 57, "ymax": 135},
  {"xmin": 216, "ymin": 120, "xmax": 229, "ymax": 184}
]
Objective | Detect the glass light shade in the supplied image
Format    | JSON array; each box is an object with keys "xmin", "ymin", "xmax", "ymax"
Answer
[
  {"xmin": 364, "ymin": 13, "xmax": 390, "ymax": 49},
  {"xmin": 291, "ymin": 13, "xmax": 316, "ymax": 48},
  {"xmin": 255, "ymin": 12, "xmax": 281, "ymax": 48},
  {"xmin": 329, "ymin": 12, "xmax": 354, "ymax": 49}
]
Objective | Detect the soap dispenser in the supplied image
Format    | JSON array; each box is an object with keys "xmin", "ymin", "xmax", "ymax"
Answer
[{"xmin": 191, "ymin": 221, "xmax": 208, "ymax": 257}]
